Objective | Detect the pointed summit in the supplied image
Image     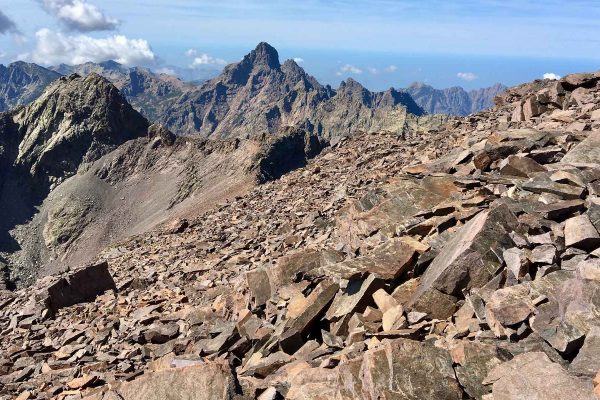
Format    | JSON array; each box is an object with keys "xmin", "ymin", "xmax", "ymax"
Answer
[{"xmin": 248, "ymin": 42, "xmax": 280, "ymax": 69}]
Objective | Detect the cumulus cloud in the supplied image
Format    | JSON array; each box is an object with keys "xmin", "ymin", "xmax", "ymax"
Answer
[
  {"xmin": 28, "ymin": 28, "xmax": 155, "ymax": 66},
  {"xmin": 189, "ymin": 53, "xmax": 227, "ymax": 68},
  {"xmin": 0, "ymin": 10, "xmax": 18, "ymax": 35},
  {"xmin": 40, "ymin": 0, "xmax": 119, "ymax": 32},
  {"xmin": 185, "ymin": 49, "xmax": 197, "ymax": 57},
  {"xmin": 457, "ymin": 72, "xmax": 478, "ymax": 81},
  {"xmin": 366, "ymin": 65, "xmax": 398, "ymax": 75},
  {"xmin": 293, "ymin": 57, "xmax": 304, "ymax": 64},
  {"xmin": 336, "ymin": 64, "xmax": 363, "ymax": 76},
  {"xmin": 155, "ymin": 67, "xmax": 177, "ymax": 76},
  {"xmin": 543, "ymin": 72, "xmax": 561, "ymax": 80}
]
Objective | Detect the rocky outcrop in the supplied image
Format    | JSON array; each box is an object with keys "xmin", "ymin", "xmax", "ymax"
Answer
[
  {"xmin": 253, "ymin": 126, "xmax": 325, "ymax": 182},
  {"xmin": 0, "ymin": 61, "xmax": 61, "ymax": 113},
  {"xmin": 11, "ymin": 73, "xmax": 149, "ymax": 186},
  {"xmin": 405, "ymin": 82, "xmax": 507, "ymax": 116},
  {"xmin": 162, "ymin": 42, "xmax": 425, "ymax": 138}
]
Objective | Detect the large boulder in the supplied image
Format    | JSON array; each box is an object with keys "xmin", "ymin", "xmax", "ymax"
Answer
[
  {"xmin": 408, "ymin": 203, "xmax": 519, "ymax": 318},
  {"xmin": 110, "ymin": 362, "xmax": 237, "ymax": 400},
  {"xmin": 561, "ymin": 131, "xmax": 600, "ymax": 166},
  {"xmin": 38, "ymin": 261, "xmax": 116, "ymax": 314},
  {"xmin": 483, "ymin": 352, "xmax": 594, "ymax": 400}
]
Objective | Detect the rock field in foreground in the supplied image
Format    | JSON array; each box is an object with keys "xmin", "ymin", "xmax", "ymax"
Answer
[{"xmin": 2, "ymin": 71, "xmax": 600, "ymax": 399}]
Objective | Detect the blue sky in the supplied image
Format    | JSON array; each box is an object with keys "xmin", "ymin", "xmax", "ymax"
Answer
[{"xmin": 1, "ymin": 0, "xmax": 599, "ymax": 90}]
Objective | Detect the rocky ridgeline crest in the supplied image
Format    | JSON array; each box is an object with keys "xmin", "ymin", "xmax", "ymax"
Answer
[
  {"xmin": 161, "ymin": 42, "xmax": 426, "ymax": 138},
  {"xmin": 1, "ymin": 69, "xmax": 600, "ymax": 399}
]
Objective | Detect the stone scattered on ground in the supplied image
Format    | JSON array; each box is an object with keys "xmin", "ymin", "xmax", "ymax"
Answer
[{"xmin": 2, "ymin": 70, "xmax": 600, "ymax": 399}]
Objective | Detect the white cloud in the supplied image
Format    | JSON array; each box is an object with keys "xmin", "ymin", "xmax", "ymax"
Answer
[
  {"xmin": 189, "ymin": 53, "xmax": 227, "ymax": 68},
  {"xmin": 293, "ymin": 57, "xmax": 304, "ymax": 64},
  {"xmin": 543, "ymin": 72, "xmax": 561, "ymax": 80},
  {"xmin": 155, "ymin": 67, "xmax": 177, "ymax": 76},
  {"xmin": 457, "ymin": 72, "xmax": 478, "ymax": 81},
  {"xmin": 40, "ymin": 0, "xmax": 119, "ymax": 32},
  {"xmin": 365, "ymin": 65, "xmax": 397, "ymax": 75},
  {"xmin": 185, "ymin": 49, "xmax": 197, "ymax": 57},
  {"xmin": 336, "ymin": 64, "xmax": 363, "ymax": 76},
  {"xmin": 28, "ymin": 29, "xmax": 155, "ymax": 66}
]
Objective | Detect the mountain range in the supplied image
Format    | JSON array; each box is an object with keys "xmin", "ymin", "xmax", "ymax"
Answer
[
  {"xmin": 406, "ymin": 82, "xmax": 507, "ymax": 116},
  {"xmin": 0, "ymin": 44, "xmax": 505, "ymax": 125}
]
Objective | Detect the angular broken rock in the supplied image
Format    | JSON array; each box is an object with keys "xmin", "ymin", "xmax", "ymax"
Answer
[
  {"xmin": 279, "ymin": 280, "xmax": 339, "ymax": 354},
  {"xmin": 483, "ymin": 352, "xmax": 594, "ymax": 400},
  {"xmin": 325, "ymin": 274, "xmax": 384, "ymax": 336},
  {"xmin": 270, "ymin": 250, "xmax": 321, "ymax": 288},
  {"xmin": 408, "ymin": 203, "xmax": 518, "ymax": 319},
  {"xmin": 570, "ymin": 326, "xmax": 600, "ymax": 378},
  {"xmin": 564, "ymin": 214, "xmax": 600, "ymax": 251},
  {"xmin": 561, "ymin": 131, "xmax": 600, "ymax": 166},
  {"xmin": 502, "ymin": 247, "xmax": 529, "ymax": 280},
  {"xmin": 531, "ymin": 270, "xmax": 600, "ymax": 353},
  {"xmin": 498, "ymin": 155, "xmax": 546, "ymax": 178},
  {"xmin": 39, "ymin": 261, "xmax": 116, "ymax": 313},
  {"xmin": 245, "ymin": 268, "xmax": 271, "ymax": 307},
  {"xmin": 319, "ymin": 238, "xmax": 416, "ymax": 281},
  {"xmin": 360, "ymin": 339, "xmax": 463, "ymax": 400},
  {"xmin": 485, "ymin": 284, "xmax": 535, "ymax": 337},
  {"xmin": 110, "ymin": 362, "xmax": 237, "ymax": 400},
  {"xmin": 382, "ymin": 305, "xmax": 406, "ymax": 331},
  {"xmin": 451, "ymin": 341, "xmax": 508, "ymax": 399}
]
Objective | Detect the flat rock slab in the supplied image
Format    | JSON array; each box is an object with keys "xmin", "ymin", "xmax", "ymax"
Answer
[
  {"xmin": 564, "ymin": 214, "xmax": 600, "ymax": 251},
  {"xmin": 287, "ymin": 338, "xmax": 462, "ymax": 400},
  {"xmin": 319, "ymin": 238, "xmax": 416, "ymax": 281},
  {"xmin": 408, "ymin": 203, "xmax": 518, "ymax": 319},
  {"xmin": 360, "ymin": 339, "xmax": 462, "ymax": 400},
  {"xmin": 562, "ymin": 131, "xmax": 600, "ymax": 165},
  {"xmin": 110, "ymin": 362, "xmax": 237, "ymax": 400},
  {"xmin": 499, "ymin": 155, "xmax": 546, "ymax": 178},
  {"xmin": 521, "ymin": 179, "xmax": 584, "ymax": 199},
  {"xmin": 484, "ymin": 352, "xmax": 594, "ymax": 400}
]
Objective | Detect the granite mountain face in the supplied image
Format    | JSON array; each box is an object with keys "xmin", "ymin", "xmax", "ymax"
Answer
[{"xmin": 0, "ymin": 44, "xmax": 504, "ymax": 129}]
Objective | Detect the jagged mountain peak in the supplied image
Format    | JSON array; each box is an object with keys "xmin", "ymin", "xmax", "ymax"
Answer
[
  {"xmin": 10, "ymin": 72, "xmax": 149, "ymax": 184},
  {"xmin": 250, "ymin": 41, "xmax": 281, "ymax": 69},
  {"xmin": 162, "ymin": 42, "xmax": 424, "ymax": 138}
]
